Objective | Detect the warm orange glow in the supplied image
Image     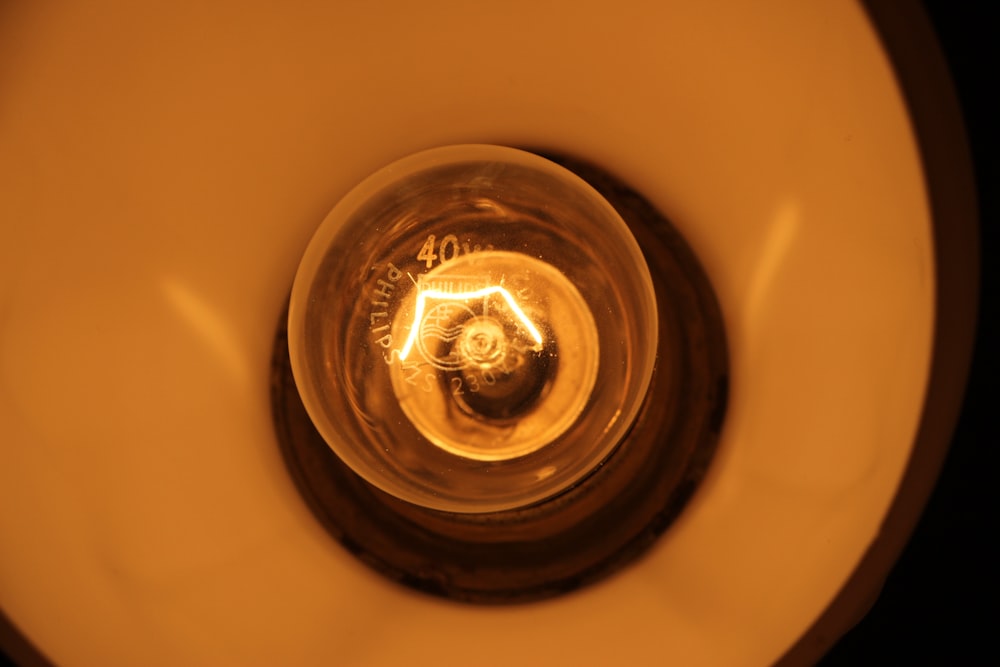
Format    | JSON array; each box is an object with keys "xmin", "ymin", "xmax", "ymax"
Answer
[{"xmin": 398, "ymin": 285, "xmax": 544, "ymax": 363}]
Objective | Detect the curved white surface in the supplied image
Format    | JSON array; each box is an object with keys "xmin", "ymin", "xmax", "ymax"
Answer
[{"xmin": 0, "ymin": 1, "xmax": 932, "ymax": 666}]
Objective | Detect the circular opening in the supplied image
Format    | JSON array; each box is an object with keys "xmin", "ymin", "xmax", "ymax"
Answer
[
  {"xmin": 274, "ymin": 150, "xmax": 728, "ymax": 601},
  {"xmin": 288, "ymin": 145, "xmax": 658, "ymax": 512}
]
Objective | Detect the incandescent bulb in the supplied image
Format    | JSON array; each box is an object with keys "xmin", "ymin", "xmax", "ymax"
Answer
[{"xmin": 288, "ymin": 145, "xmax": 658, "ymax": 513}]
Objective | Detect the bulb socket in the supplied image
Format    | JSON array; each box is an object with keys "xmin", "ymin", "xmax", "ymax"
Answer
[{"xmin": 271, "ymin": 149, "xmax": 728, "ymax": 603}]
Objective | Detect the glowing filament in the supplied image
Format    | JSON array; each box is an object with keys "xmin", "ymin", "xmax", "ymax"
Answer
[{"xmin": 399, "ymin": 286, "xmax": 544, "ymax": 362}]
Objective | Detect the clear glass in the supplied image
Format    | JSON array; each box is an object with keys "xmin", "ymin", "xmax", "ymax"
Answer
[{"xmin": 288, "ymin": 145, "xmax": 657, "ymax": 513}]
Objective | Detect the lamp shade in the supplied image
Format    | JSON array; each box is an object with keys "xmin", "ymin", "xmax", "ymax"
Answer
[{"xmin": 0, "ymin": 1, "xmax": 977, "ymax": 665}]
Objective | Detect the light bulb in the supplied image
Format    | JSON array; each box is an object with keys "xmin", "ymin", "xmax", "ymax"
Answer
[{"xmin": 288, "ymin": 145, "xmax": 658, "ymax": 513}]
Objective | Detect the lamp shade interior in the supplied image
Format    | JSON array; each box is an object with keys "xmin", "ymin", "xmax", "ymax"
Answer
[{"xmin": 0, "ymin": 1, "xmax": 962, "ymax": 665}]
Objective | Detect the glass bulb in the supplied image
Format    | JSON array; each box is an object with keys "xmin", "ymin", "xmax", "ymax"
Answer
[{"xmin": 288, "ymin": 145, "xmax": 657, "ymax": 513}]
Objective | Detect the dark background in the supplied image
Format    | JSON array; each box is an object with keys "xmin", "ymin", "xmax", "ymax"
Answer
[
  {"xmin": 2, "ymin": 1, "xmax": 994, "ymax": 665},
  {"xmin": 821, "ymin": 1, "xmax": 995, "ymax": 664}
]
